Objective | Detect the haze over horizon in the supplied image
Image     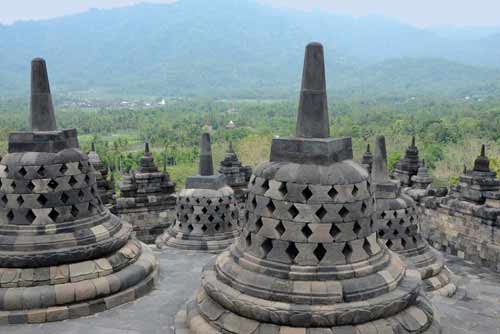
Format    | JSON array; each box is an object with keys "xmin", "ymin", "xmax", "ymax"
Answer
[{"xmin": 1, "ymin": 0, "xmax": 500, "ymax": 27}]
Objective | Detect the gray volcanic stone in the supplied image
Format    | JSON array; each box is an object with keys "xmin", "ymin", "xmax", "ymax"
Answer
[
  {"xmin": 156, "ymin": 133, "xmax": 240, "ymax": 253},
  {"xmin": 392, "ymin": 136, "xmax": 424, "ymax": 186},
  {"xmin": 373, "ymin": 135, "xmax": 456, "ymax": 297},
  {"xmin": 361, "ymin": 144, "xmax": 373, "ymax": 174},
  {"xmin": 114, "ymin": 142, "xmax": 176, "ymax": 243},
  {"xmin": 88, "ymin": 143, "xmax": 115, "ymax": 207},
  {"xmin": 174, "ymin": 43, "xmax": 441, "ymax": 334},
  {"xmin": 218, "ymin": 142, "xmax": 252, "ymax": 203},
  {"xmin": 0, "ymin": 58, "xmax": 158, "ymax": 324}
]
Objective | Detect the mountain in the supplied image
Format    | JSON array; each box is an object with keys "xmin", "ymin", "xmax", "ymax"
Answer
[{"xmin": 0, "ymin": 0, "xmax": 500, "ymax": 98}]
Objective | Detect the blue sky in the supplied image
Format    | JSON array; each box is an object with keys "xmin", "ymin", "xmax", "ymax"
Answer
[{"xmin": 1, "ymin": 0, "xmax": 499, "ymax": 27}]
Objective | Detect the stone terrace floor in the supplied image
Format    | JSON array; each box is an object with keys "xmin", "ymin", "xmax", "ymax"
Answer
[{"xmin": 5, "ymin": 247, "xmax": 500, "ymax": 334}]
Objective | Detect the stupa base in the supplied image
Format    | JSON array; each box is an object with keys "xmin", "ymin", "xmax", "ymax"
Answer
[
  {"xmin": 156, "ymin": 230, "xmax": 239, "ymax": 254},
  {"xmin": 0, "ymin": 240, "xmax": 158, "ymax": 324}
]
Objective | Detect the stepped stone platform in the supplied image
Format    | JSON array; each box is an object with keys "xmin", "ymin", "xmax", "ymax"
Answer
[
  {"xmin": 173, "ymin": 42, "xmax": 440, "ymax": 333},
  {"xmin": 156, "ymin": 134, "xmax": 240, "ymax": 253},
  {"xmin": 392, "ymin": 137, "xmax": 424, "ymax": 187},
  {"xmin": 372, "ymin": 136, "xmax": 456, "ymax": 297},
  {"xmin": 217, "ymin": 141, "xmax": 252, "ymax": 203},
  {"xmin": 114, "ymin": 143, "xmax": 176, "ymax": 244},
  {"xmin": 0, "ymin": 58, "xmax": 158, "ymax": 324},
  {"xmin": 4, "ymin": 249, "xmax": 500, "ymax": 334}
]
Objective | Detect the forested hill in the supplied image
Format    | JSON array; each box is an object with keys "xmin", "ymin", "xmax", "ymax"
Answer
[{"xmin": 1, "ymin": 0, "xmax": 500, "ymax": 98}]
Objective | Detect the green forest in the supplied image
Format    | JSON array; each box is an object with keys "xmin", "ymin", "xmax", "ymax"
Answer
[{"xmin": 1, "ymin": 95, "xmax": 498, "ymax": 188}]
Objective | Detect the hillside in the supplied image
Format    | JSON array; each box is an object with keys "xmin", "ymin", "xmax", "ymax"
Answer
[{"xmin": 1, "ymin": 0, "xmax": 500, "ymax": 98}]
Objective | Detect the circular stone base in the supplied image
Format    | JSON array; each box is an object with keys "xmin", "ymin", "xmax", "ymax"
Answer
[
  {"xmin": 174, "ymin": 293, "xmax": 441, "ymax": 334},
  {"xmin": 156, "ymin": 230, "xmax": 238, "ymax": 254},
  {"xmin": 0, "ymin": 241, "xmax": 158, "ymax": 324}
]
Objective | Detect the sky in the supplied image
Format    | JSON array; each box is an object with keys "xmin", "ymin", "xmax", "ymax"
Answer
[{"xmin": 1, "ymin": 0, "xmax": 499, "ymax": 27}]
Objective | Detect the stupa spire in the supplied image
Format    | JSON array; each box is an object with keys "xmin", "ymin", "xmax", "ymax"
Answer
[
  {"xmin": 91, "ymin": 142, "xmax": 96, "ymax": 152},
  {"xmin": 296, "ymin": 42, "xmax": 329, "ymax": 138},
  {"xmin": 366, "ymin": 143, "xmax": 371, "ymax": 152},
  {"xmin": 481, "ymin": 144, "xmax": 486, "ymax": 157},
  {"xmin": 411, "ymin": 135, "xmax": 416, "ymax": 148},
  {"xmin": 372, "ymin": 135, "xmax": 390, "ymax": 183},
  {"xmin": 30, "ymin": 58, "xmax": 57, "ymax": 131},
  {"xmin": 199, "ymin": 133, "xmax": 214, "ymax": 176},
  {"xmin": 144, "ymin": 141, "xmax": 150, "ymax": 154}
]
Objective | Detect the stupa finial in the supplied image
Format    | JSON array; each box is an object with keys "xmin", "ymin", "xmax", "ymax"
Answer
[
  {"xmin": 411, "ymin": 135, "xmax": 416, "ymax": 148},
  {"xmin": 199, "ymin": 133, "xmax": 214, "ymax": 176},
  {"xmin": 296, "ymin": 42, "xmax": 329, "ymax": 138},
  {"xmin": 30, "ymin": 58, "xmax": 57, "ymax": 131},
  {"xmin": 366, "ymin": 143, "xmax": 371, "ymax": 153},
  {"xmin": 372, "ymin": 135, "xmax": 390, "ymax": 183},
  {"xmin": 144, "ymin": 141, "xmax": 150, "ymax": 154},
  {"xmin": 228, "ymin": 141, "xmax": 234, "ymax": 153},
  {"xmin": 481, "ymin": 144, "xmax": 486, "ymax": 157},
  {"xmin": 91, "ymin": 142, "xmax": 96, "ymax": 152}
]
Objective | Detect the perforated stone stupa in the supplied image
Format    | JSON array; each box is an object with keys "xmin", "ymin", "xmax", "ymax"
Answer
[
  {"xmin": 88, "ymin": 142, "xmax": 115, "ymax": 207},
  {"xmin": 156, "ymin": 133, "xmax": 240, "ymax": 253},
  {"xmin": 174, "ymin": 43, "xmax": 440, "ymax": 333},
  {"xmin": 372, "ymin": 135, "xmax": 456, "ymax": 297},
  {"xmin": 114, "ymin": 142, "xmax": 176, "ymax": 243},
  {"xmin": 218, "ymin": 141, "xmax": 252, "ymax": 202},
  {"xmin": 392, "ymin": 136, "xmax": 424, "ymax": 186},
  {"xmin": 0, "ymin": 59, "xmax": 158, "ymax": 324}
]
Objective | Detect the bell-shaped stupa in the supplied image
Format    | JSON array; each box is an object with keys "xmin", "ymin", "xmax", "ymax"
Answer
[
  {"xmin": 392, "ymin": 136, "xmax": 424, "ymax": 186},
  {"xmin": 218, "ymin": 141, "xmax": 252, "ymax": 203},
  {"xmin": 373, "ymin": 135, "xmax": 456, "ymax": 297},
  {"xmin": 156, "ymin": 133, "xmax": 240, "ymax": 253},
  {"xmin": 0, "ymin": 59, "xmax": 158, "ymax": 324},
  {"xmin": 174, "ymin": 43, "xmax": 440, "ymax": 333},
  {"xmin": 88, "ymin": 142, "xmax": 115, "ymax": 206}
]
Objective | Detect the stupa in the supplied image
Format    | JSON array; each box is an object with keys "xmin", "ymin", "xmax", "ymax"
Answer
[
  {"xmin": 0, "ymin": 59, "xmax": 158, "ymax": 324},
  {"xmin": 217, "ymin": 141, "xmax": 252, "ymax": 202},
  {"xmin": 156, "ymin": 133, "xmax": 240, "ymax": 253},
  {"xmin": 114, "ymin": 142, "xmax": 176, "ymax": 243},
  {"xmin": 361, "ymin": 143, "xmax": 373, "ymax": 174},
  {"xmin": 174, "ymin": 43, "xmax": 440, "ymax": 333},
  {"xmin": 392, "ymin": 136, "xmax": 424, "ymax": 186},
  {"xmin": 88, "ymin": 142, "xmax": 115, "ymax": 207},
  {"xmin": 372, "ymin": 135, "xmax": 456, "ymax": 297}
]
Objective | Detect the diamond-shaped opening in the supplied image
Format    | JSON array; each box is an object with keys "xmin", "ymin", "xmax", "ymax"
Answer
[
  {"xmin": 412, "ymin": 236, "xmax": 418, "ymax": 244},
  {"xmin": 221, "ymin": 213, "xmax": 226, "ymax": 220},
  {"xmin": 251, "ymin": 197, "xmax": 258, "ymax": 209},
  {"xmin": 352, "ymin": 185, "xmax": 359, "ymax": 196},
  {"xmin": 363, "ymin": 238, "xmax": 372, "ymax": 255},
  {"xmin": 19, "ymin": 167, "xmax": 27, "ymax": 177},
  {"xmin": 315, "ymin": 205, "xmax": 327, "ymax": 220},
  {"xmin": 202, "ymin": 207, "xmax": 208, "ymax": 214},
  {"xmin": 228, "ymin": 222, "xmax": 233, "ymax": 228},
  {"xmin": 37, "ymin": 166, "xmax": 46, "ymax": 176},
  {"xmin": 25, "ymin": 209, "xmax": 36, "ymax": 223},
  {"xmin": 285, "ymin": 242, "xmax": 299, "ymax": 261},
  {"xmin": 189, "ymin": 206, "xmax": 195, "ymax": 214},
  {"xmin": 339, "ymin": 206, "xmax": 349, "ymax": 218},
  {"xmin": 394, "ymin": 211, "xmax": 398, "ymax": 218},
  {"xmin": 278, "ymin": 182, "xmax": 287, "ymax": 196},
  {"xmin": 314, "ymin": 243, "xmax": 327, "ymax": 262},
  {"xmin": 381, "ymin": 211, "xmax": 386, "ymax": 218},
  {"xmin": 78, "ymin": 190, "xmax": 85, "ymax": 200},
  {"xmin": 27, "ymin": 181, "xmax": 35, "ymax": 192},
  {"xmin": 261, "ymin": 238, "xmax": 273, "ymax": 256},
  {"xmin": 214, "ymin": 223, "xmax": 221, "ymax": 231},
  {"xmin": 301, "ymin": 224, "xmax": 313, "ymax": 239},
  {"xmin": 201, "ymin": 224, "xmax": 208, "ymax": 232},
  {"xmin": 218, "ymin": 198, "xmax": 223, "ymax": 203},
  {"xmin": 48, "ymin": 179, "xmax": 58, "ymax": 190},
  {"xmin": 37, "ymin": 194, "xmax": 48, "ymax": 206},
  {"xmin": 48, "ymin": 209, "xmax": 59, "ymax": 221},
  {"xmin": 405, "ymin": 227, "xmax": 411, "ymax": 235},
  {"xmin": 410, "ymin": 216, "xmax": 415, "ymax": 223},
  {"xmin": 231, "ymin": 211, "xmax": 236, "ymax": 219},
  {"xmin": 399, "ymin": 218, "xmax": 405, "ymax": 225},
  {"xmin": 401, "ymin": 238, "xmax": 407, "ymax": 248},
  {"xmin": 329, "ymin": 224, "xmax": 341, "ymax": 239},
  {"xmin": 180, "ymin": 205, "xmax": 185, "ymax": 210},
  {"xmin": 302, "ymin": 186, "xmax": 313, "ymax": 201},
  {"xmin": 16, "ymin": 196, "xmax": 24, "ymax": 206},
  {"xmin": 207, "ymin": 199, "xmax": 212, "ymax": 205},
  {"xmin": 245, "ymin": 233, "xmax": 252, "ymax": 247},
  {"xmin": 183, "ymin": 214, "xmax": 189, "ymax": 221},
  {"xmin": 10, "ymin": 181, "xmax": 16, "ymax": 190},
  {"xmin": 186, "ymin": 198, "xmax": 190, "ymax": 203},
  {"xmin": 1, "ymin": 195, "xmax": 8, "ymax": 205},
  {"xmin": 59, "ymin": 164, "xmax": 68, "ymax": 174},
  {"xmin": 6, "ymin": 210, "xmax": 14, "ymax": 221},
  {"xmin": 188, "ymin": 224, "xmax": 194, "ymax": 232},
  {"xmin": 379, "ymin": 230, "xmax": 386, "ymax": 238},
  {"xmin": 361, "ymin": 201, "xmax": 367, "ymax": 214},
  {"xmin": 214, "ymin": 206, "xmax": 220, "ymax": 212},
  {"xmin": 90, "ymin": 186, "xmax": 96, "ymax": 195},
  {"xmin": 393, "ymin": 229, "xmax": 399, "ymax": 237},
  {"xmin": 387, "ymin": 220, "xmax": 393, "ymax": 228},
  {"xmin": 386, "ymin": 239, "xmax": 394, "ymax": 249},
  {"xmin": 404, "ymin": 209, "xmax": 409, "ymax": 215},
  {"xmin": 262, "ymin": 179, "xmax": 270, "ymax": 192},
  {"xmin": 353, "ymin": 221, "xmax": 361, "ymax": 235},
  {"xmin": 68, "ymin": 176, "xmax": 78, "ymax": 187},
  {"xmin": 275, "ymin": 221, "xmax": 286, "ymax": 236},
  {"xmin": 195, "ymin": 215, "xmax": 201, "ymax": 222},
  {"xmin": 266, "ymin": 199, "xmax": 276, "ymax": 214},
  {"xmin": 196, "ymin": 198, "xmax": 200, "ymax": 204},
  {"xmin": 71, "ymin": 205, "xmax": 79, "ymax": 217},
  {"xmin": 342, "ymin": 242, "xmax": 353, "ymax": 261},
  {"xmin": 208, "ymin": 215, "xmax": 214, "ymax": 222},
  {"xmin": 60, "ymin": 193, "xmax": 69, "ymax": 203},
  {"xmin": 328, "ymin": 186, "xmax": 338, "ymax": 200},
  {"xmin": 288, "ymin": 204, "xmax": 299, "ymax": 219},
  {"xmin": 255, "ymin": 217, "xmax": 263, "ymax": 233}
]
